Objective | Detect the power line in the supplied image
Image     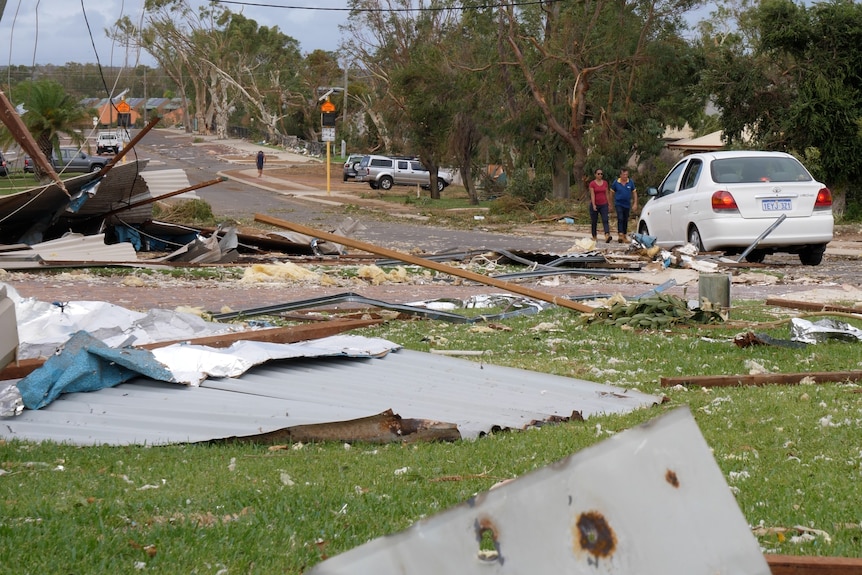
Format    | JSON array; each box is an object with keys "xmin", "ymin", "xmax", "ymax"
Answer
[{"xmin": 215, "ymin": 0, "xmax": 558, "ymax": 12}]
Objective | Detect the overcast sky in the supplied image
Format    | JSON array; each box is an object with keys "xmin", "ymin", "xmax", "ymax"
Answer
[{"xmin": 0, "ymin": 1, "xmax": 348, "ymax": 67}]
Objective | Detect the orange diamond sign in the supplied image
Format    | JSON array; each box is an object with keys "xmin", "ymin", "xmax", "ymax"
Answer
[
  {"xmin": 320, "ymin": 100, "xmax": 335, "ymax": 113},
  {"xmin": 116, "ymin": 100, "xmax": 131, "ymax": 113}
]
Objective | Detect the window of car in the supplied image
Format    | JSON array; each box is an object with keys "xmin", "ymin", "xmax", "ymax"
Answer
[
  {"xmin": 712, "ymin": 157, "xmax": 812, "ymax": 184},
  {"xmin": 410, "ymin": 161, "xmax": 425, "ymax": 171},
  {"xmin": 397, "ymin": 160, "xmax": 409, "ymax": 170},
  {"xmin": 370, "ymin": 158, "xmax": 392, "ymax": 168},
  {"xmin": 680, "ymin": 159, "xmax": 702, "ymax": 190},
  {"xmin": 657, "ymin": 161, "xmax": 687, "ymax": 197}
]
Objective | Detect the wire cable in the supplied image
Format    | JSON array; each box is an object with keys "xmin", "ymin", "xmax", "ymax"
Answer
[{"xmin": 216, "ymin": 0, "xmax": 561, "ymax": 11}]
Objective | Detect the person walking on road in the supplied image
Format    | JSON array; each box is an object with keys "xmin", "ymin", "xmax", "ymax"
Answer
[
  {"xmin": 256, "ymin": 150, "xmax": 265, "ymax": 177},
  {"xmin": 588, "ymin": 169, "xmax": 612, "ymax": 243},
  {"xmin": 610, "ymin": 168, "xmax": 638, "ymax": 243}
]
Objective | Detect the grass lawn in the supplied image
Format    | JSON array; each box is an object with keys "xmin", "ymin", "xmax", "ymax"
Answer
[
  {"xmin": 1, "ymin": 297, "xmax": 861, "ymax": 573},
  {"xmin": 0, "ymin": 171, "xmax": 45, "ymax": 195}
]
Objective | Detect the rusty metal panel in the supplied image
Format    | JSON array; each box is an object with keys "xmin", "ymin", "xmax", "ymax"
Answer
[{"xmin": 308, "ymin": 407, "xmax": 771, "ymax": 575}]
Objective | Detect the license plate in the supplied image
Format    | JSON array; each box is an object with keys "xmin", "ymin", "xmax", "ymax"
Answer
[{"xmin": 761, "ymin": 199, "xmax": 791, "ymax": 211}]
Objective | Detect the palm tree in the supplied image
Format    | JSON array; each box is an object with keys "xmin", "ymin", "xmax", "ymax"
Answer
[{"xmin": 0, "ymin": 80, "xmax": 89, "ymax": 179}]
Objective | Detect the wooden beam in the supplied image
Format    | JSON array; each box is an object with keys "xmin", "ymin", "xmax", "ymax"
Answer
[
  {"xmin": 0, "ymin": 318, "xmax": 383, "ymax": 381},
  {"xmin": 766, "ymin": 298, "xmax": 862, "ymax": 315},
  {"xmin": 254, "ymin": 214, "xmax": 595, "ymax": 313},
  {"xmin": 766, "ymin": 554, "xmax": 862, "ymax": 575},
  {"xmin": 661, "ymin": 371, "xmax": 862, "ymax": 388}
]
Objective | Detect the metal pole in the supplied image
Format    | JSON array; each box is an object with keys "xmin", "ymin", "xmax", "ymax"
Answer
[
  {"xmin": 736, "ymin": 213, "xmax": 787, "ymax": 263},
  {"xmin": 326, "ymin": 141, "xmax": 331, "ymax": 196}
]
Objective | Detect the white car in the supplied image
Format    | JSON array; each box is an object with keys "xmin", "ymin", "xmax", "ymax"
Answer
[{"xmin": 637, "ymin": 151, "xmax": 833, "ymax": 265}]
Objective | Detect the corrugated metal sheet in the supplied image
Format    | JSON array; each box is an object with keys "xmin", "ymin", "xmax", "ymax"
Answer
[
  {"xmin": 0, "ymin": 160, "xmax": 153, "ymax": 243},
  {"xmin": 139, "ymin": 168, "xmax": 198, "ymax": 201},
  {"xmin": 307, "ymin": 407, "xmax": 771, "ymax": 575},
  {"xmin": 0, "ymin": 233, "xmax": 137, "ymax": 269},
  {"xmin": 0, "ymin": 349, "xmax": 660, "ymax": 445}
]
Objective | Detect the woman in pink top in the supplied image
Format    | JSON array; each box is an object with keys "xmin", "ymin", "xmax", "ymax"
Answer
[{"xmin": 588, "ymin": 169, "xmax": 612, "ymax": 243}]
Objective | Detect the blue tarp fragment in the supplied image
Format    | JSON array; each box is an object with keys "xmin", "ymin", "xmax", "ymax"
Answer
[{"xmin": 17, "ymin": 331, "xmax": 176, "ymax": 410}]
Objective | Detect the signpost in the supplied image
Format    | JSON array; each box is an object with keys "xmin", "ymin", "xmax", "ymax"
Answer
[{"xmin": 320, "ymin": 99, "xmax": 337, "ymax": 195}]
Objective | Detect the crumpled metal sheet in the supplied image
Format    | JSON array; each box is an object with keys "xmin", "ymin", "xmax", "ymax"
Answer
[
  {"xmin": 13, "ymin": 332, "xmax": 402, "ymax": 409},
  {"xmin": 307, "ymin": 407, "xmax": 770, "ymax": 575},
  {"xmin": 4, "ymin": 282, "xmax": 242, "ymax": 359},
  {"xmin": 791, "ymin": 317, "xmax": 862, "ymax": 344}
]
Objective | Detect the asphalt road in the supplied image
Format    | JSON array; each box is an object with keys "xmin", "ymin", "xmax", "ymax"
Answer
[{"xmin": 131, "ymin": 128, "xmax": 862, "ymax": 295}]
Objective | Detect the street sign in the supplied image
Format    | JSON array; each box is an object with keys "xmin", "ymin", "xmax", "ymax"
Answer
[
  {"xmin": 322, "ymin": 127, "xmax": 336, "ymax": 142},
  {"xmin": 116, "ymin": 100, "xmax": 130, "ymax": 113},
  {"xmin": 320, "ymin": 100, "xmax": 336, "ymax": 113}
]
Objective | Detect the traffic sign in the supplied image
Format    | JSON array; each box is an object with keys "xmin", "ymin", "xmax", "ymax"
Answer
[
  {"xmin": 322, "ymin": 127, "xmax": 336, "ymax": 142},
  {"xmin": 320, "ymin": 100, "xmax": 336, "ymax": 113},
  {"xmin": 116, "ymin": 100, "xmax": 130, "ymax": 113}
]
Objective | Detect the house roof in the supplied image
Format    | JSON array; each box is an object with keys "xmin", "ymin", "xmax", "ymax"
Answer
[{"xmin": 667, "ymin": 130, "xmax": 725, "ymax": 152}]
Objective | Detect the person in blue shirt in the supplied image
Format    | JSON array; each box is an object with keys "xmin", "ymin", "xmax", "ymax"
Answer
[{"xmin": 610, "ymin": 168, "xmax": 638, "ymax": 243}]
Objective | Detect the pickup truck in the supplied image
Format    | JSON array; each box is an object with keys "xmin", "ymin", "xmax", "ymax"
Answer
[
  {"xmin": 96, "ymin": 131, "xmax": 123, "ymax": 154},
  {"xmin": 24, "ymin": 147, "xmax": 108, "ymax": 173},
  {"xmin": 355, "ymin": 154, "xmax": 454, "ymax": 192}
]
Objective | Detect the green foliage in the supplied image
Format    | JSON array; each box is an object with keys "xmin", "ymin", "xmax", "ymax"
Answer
[
  {"xmin": 699, "ymin": 0, "xmax": 862, "ymax": 199},
  {"xmin": 0, "ymin": 80, "xmax": 89, "ymax": 177},
  {"xmin": 152, "ymin": 199, "xmax": 216, "ymax": 225},
  {"xmin": 504, "ymin": 168, "xmax": 552, "ymax": 207}
]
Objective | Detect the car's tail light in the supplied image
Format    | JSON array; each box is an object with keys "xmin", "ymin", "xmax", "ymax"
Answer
[
  {"xmin": 814, "ymin": 187, "xmax": 832, "ymax": 208},
  {"xmin": 711, "ymin": 190, "xmax": 739, "ymax": 211}
]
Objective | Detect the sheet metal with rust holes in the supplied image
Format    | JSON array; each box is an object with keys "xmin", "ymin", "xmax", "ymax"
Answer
[{"xmin": 307, "ymin": 407, "xmax": 770, "ymax": 575}]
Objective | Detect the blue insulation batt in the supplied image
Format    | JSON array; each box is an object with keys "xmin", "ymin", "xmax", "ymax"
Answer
[{"xmin": 17, "ymin": 331, "xmax": 177, "ymax": 410}]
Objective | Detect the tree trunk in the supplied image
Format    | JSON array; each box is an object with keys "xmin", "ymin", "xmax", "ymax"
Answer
[{"xmin": 552, "ymin": 149, "xmax": 570, "ymax": 199}]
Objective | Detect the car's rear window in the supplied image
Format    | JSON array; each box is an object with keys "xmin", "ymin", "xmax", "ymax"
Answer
[{"xmin": 712, "ymin": 157, "xmax": 812, "ymax": 183}]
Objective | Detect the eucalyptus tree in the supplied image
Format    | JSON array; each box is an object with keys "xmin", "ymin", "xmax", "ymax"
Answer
[
  {"xmin": 123, "ymin": 0, "xmax": 304, "ymax": 140},
  {"xmin": 341, "ymin": 0, "xmax": 460, "ymax": 197},
  {"xmin": 698, "ymin": 0, "xmax": 862, "ymax": 214},
  {"xmin": 501, "ymin": 0, "xmax": 705, "ymax": 198}
]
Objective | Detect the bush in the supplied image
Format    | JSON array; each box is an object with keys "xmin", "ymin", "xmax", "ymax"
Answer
[
  {"xmin": 505, "ymin": 168, "xmax": 552, "ymax": 207},
  {"xmin": 152, "ymin": 199, "xmax": 216, "ymax": 225}
]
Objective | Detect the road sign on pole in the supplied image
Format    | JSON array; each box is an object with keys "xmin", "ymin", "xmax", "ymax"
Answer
[{"xmin": 321, "ymin": 127, "xmax": 336, "ymax": 142}]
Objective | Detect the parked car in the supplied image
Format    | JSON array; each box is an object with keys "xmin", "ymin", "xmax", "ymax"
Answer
[
  {"xmin": 24, "ymin": 147, "xmax": 108, "ymax": 174},
  {"xmin": 0, "ymin": 151, "xmax": 7, "ymax": 177},
  {"xmin": 637, "ymin": 151, "xmax": 833, "ymax": 265},
  {"xmin": 342, "ymin": 154, "xmax": 366, "ymax": 181},
  {"xmin": 355, "ymin": 154, "xmax": 453, "ymax": 192}
]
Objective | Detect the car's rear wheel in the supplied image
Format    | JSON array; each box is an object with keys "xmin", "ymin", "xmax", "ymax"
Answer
[
  {"xmin": 799, "ymin": 245, "xmax": 825, "ymax": 266},
  {"xmin": 687, "ymin": 225, "xmax": 704, "ymax": 251},
  {"xmin": 379, "ymin": 176, "xmax": 394, "ymax": 191},
  {"xmin": 436, "ymin": 179, "xmax": 446, "ymax": 192},
  {"xmin": 90, "ymin": 164, "xmax": 102, "ymax": 172},
  {"xmin": 744, "ymin": 249, "xmax": 766, "ymax": 264}
]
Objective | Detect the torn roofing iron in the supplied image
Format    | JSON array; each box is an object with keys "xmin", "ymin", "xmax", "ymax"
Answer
[
  {"xmin": 0, "ymin": 348, "xmax": 661, "ymax": 445},
  {"xmin": 0, "ymin": 233, "xmax": 137, "ymax": 269},
  {"xmin": 210, "ymin": 292, "xmax": 549, "ymax": 323},
  {"xmin": 307, "ymin": 407, "xmax": 770, "ymax": 575},
  {"xmin": 0, "ymin": 160, "xmax": 150, "ymax": 244}
]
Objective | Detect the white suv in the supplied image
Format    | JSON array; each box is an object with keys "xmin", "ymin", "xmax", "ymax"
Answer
[{"xmin": 355, "ymin": 155, "xmax": 453, "ymax": 192}]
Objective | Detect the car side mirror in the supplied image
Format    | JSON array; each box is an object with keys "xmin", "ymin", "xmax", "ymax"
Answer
[{"xmin": 646, "ymin": 187, "xmax": 658, "ymax": 197}]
